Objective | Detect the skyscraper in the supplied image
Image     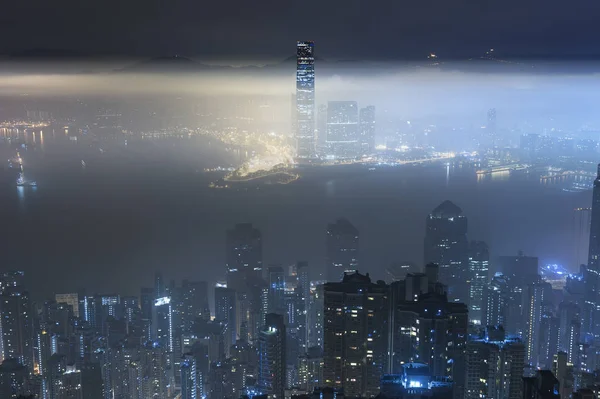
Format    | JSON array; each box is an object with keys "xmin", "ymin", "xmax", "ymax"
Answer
[
  {"xmin": 323, "ymin": 272, "xmax": 389, "ymax": 398},
  {"xmin": 557, "ymin": 301, "xmax": 581, "ymax": 363},
  {"xmin": 326, "ymin": 101, "xmax": 360, "ymax": 159},
  {"xmin": 267, "ymin": 266, "xmax": 286, "ymax": 314},
  {"xmin": 181, "ymin": 354, "xmax": 198, "ymax": 399},
  {"xmin": 326, "ymin": 218, "xmax": 359, "ymax": 281},
  {"xmin": 586, "ymin": 164, "xmax": 600, "ymax": 338},
  {"xmin": 59, "ymin": 366, "xmax": 83, "ymax": 399},
  {"xmin": 359, "ymin": 106, "xmax": 376, "ymax": 154},
  {"xmin": 497, "ymin": 252, "xmax": 539, "ymax": 285},
  {"xmin": 0, "ymin": 358, "xmax": 31, "ymax": 398},
  {"xmin": 553, "ymin": 352, "xmax": 574, "ymax": 399},
  {"xmin": 226, "ymin": 223, "xmax": 263, "ymax": 293},
  {"xmin": 468, "ymin": 241, "xmax": 489, "ymax": 325},
  {"xmin": 215, "ymin": 285, "xmax": 237, "ymax": 350},
  {"xmin": 180, "ymin": 280, "xmax": 210, "ymax": 333},
  {"xmin": 258, "ymin": 313, "xmax": 286, "ymax": 399},
  {"xmin": 388, "ymin": 283, "xmax": 468, "ymax": 398},
  {"xmin": 140, "ymin": 342, "xmax": 169, "ymax": 399},
  {"xmin": 484, "ymin": 272, "xmax": 510, "ymax": 328},
  {"xmin": 140, "ymin": 287, "xmax": 154, "ymax": 321},
  {"xmin": 152, "ymin": 296, "xmax": 173, "ymax": 355},
  {"xmin": 465, "ymin": 327, "xmax": 525, "ymax": 399},
  {"xmin": 0, "ymin": 282, "xmax": 32, "ymax": 369},
  {"xmin": 424, "ymin": 201, "xmax": 469, "ymax": 303},
  {"xmin": 525, "ymin": 278, "xmax": 552, "ymax": 367},
  {"xmin": 295, "ymin": 41, "xmax": 316, "ymax": 159}
]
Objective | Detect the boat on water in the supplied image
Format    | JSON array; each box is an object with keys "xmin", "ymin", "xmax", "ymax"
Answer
[{"xmin": 16, "ymin": 173, "xmax": 36, "ymax": 187}]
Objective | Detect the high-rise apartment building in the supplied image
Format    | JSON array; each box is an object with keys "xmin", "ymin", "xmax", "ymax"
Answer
[
  {"xmin": 214, "ymin": 285, "xmax": 237, "ymax": 351},
  {"xmin": 468, "ymin": 241, "xmax": 489, "ymax": 325},
  {"xmin": 389, "ymin": 286, "xmax": 468, "ymax": 399},
  {"xmin": 525, "ymin": 279, "xmax": 553, "ymax": 367},
  {"xmin": 465, "ymin": 327, "xmax": 525, "ymax": 399},
  {"xmin": 258, "ymin": 313, "xmax": 286, "ymax": 399},
  {"xmin": 424, "ymin": 201, "xmax": 469, "ymax": 303},
  {"xmin": 323, "ymin": 271, "xmax": 389, "ymax": 398},
  {"xmin": 484, "ymin": 272, "xmax": 510, "ymax": 328},
  {"xmin": 0, "ymin": 283, "xmax": 32, "ymax": 368}
]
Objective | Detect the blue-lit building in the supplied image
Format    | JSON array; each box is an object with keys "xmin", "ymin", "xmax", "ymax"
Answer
[
  {"xmin": 465, "ymin": 327, "xmax": 525, "ymax": 399},
  {"xmin": 380, "ymin": 364, "xmax": 453, "ymax": 399},
  {"xmin": 181, "ymin": 354, "xmax": 198, "ymax": 399},
  {"xmin": 295, "ymin": 41, "xmax": 316, "ymax": 159},
  {"xmin": 585, "ymin": 164, "xmax": 600, "ymax": 339},
  {"xmin": 388, "ymin": 287, "xmax": 468, "ymax": 399}
]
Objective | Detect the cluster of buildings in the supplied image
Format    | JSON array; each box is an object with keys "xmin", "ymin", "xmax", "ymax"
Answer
[
  {"xmin": 6, "ymin": 179, "xmax": 600, "ymax": 399},
  {"xmin": 6, "ymin": 41, "xmax": 600, "ymax": 399},
  {"xmin": 293, "ymin": 41, "xmax": 376, "ymax": 160}
]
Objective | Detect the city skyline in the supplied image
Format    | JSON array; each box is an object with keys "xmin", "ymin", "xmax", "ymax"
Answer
[{"xmin": 1, "ymin": 31, "xmax": 600, "ymax": 399}]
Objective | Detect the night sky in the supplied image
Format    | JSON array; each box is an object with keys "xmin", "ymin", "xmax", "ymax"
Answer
[{"xmin": 2, "ymin": 0, "xmax": 600, "ymax": 59}]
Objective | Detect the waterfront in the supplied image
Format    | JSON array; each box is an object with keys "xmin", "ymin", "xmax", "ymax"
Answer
[{"xmin": 0, "ymin": 130, "xmax": 589, "ymax": 298}]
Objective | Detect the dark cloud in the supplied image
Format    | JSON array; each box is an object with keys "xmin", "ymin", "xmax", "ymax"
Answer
[{"xmin": 2, "ymin": 0, "xmax": 600, "ymax": 58}]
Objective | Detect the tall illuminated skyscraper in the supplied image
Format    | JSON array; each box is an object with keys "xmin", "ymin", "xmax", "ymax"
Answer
[
  {"xmin": 295, "ymin": 41, "xmax": 316, "ymax": 159},
  {"xmin": 181, "ymin": 354, "xmax": 198, "ymax": 399},
  {"xmin": 585, "ymin": 164, "xmax": 600, "ymax": 338},
  {"xmin": 152, "ymin": 296, "xmax": 173, "ymax": 355}
]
